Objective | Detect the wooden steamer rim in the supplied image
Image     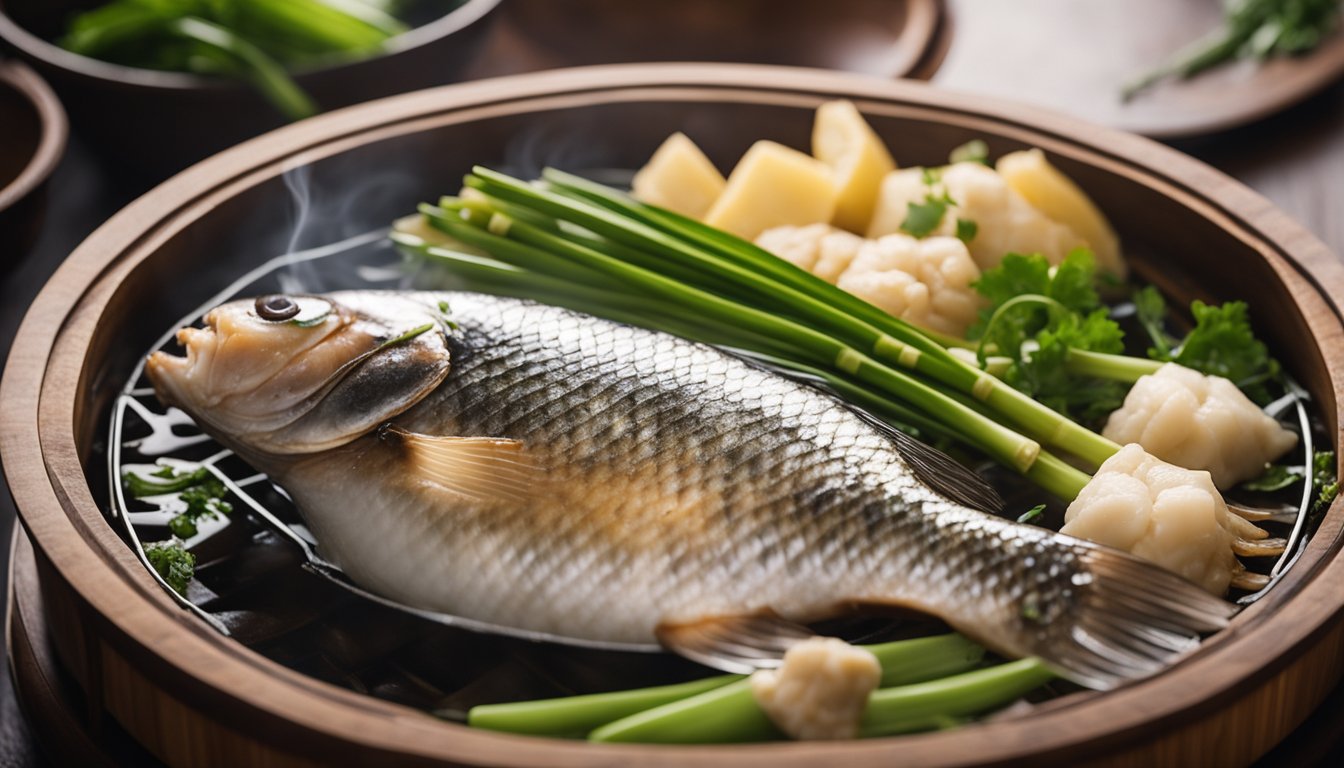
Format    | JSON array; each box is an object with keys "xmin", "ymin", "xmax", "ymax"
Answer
[{"xmin": 3, "ymin": 63, "xmax": 1344, "ymax": 766}]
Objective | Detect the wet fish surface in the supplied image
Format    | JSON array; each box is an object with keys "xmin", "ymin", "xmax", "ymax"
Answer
[{"xmin": 148, "ymin": 290, "xmax": 1234, "ymax": 689}]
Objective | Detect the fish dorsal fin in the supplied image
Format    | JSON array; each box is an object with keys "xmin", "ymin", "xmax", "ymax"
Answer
[
  {"xmin": 854, "ymin": 411, "xmax": 1004, "ymax": 514},
  {"xmin": 380, "ymin": 425, "xmax": 538, "ymax": 505},
  {"xmin": 656, "ymin": 610, "xmax": 815, "ymax": 673}
]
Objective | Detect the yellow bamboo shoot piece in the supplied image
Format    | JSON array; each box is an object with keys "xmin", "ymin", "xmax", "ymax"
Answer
[
  {"xmin": 996, "ymin": 149, "xmax": 1125, "ymax": 278},
  {"xmin": 812, "ymin": 100, "xmax": 897, "ymax": 235},
  {"xmin": 704, "ymin": 141, "xmax": 837, "ymax": 240},
  {"xmin": 631, "ymin": 133, "xmax": 726, "ymax": 219}
]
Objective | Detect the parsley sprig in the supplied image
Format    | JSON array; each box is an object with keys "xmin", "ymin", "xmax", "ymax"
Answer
[
  {"xmin": 968, "ymin": 251, "xmax": 1128, "ymax": 425},
  {"xmin": 1134, "ymin": 286, "xmax": 1281, "ymax": 404},
  {"xmin": 125, "ymin": 465, "xmax": 233, "ymax": 540},
  {"xmin": 145, "ymin": 541, "xmax": 197, "ymax": 596}
]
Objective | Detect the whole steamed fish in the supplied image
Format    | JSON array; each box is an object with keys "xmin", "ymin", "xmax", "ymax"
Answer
[{"xmin": 147, "ymin": 290, "xmax": 1233, "ymax": 689}]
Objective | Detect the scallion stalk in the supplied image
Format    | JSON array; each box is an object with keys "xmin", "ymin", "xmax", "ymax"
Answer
[{"xmin": 585, "ymin": 634, "xmax": 985, "ymax": 743}]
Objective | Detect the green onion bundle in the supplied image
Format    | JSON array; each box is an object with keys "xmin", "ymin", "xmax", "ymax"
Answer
[
  {"xmin": 394, "ymin": 166, "xmax": 1123, "ymax": 500},
  {"xmin": 466, "ymin": 633, "xmax": 1054, "ymax": 743}
]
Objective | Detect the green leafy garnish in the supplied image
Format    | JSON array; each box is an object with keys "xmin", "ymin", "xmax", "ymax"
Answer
[
  {"xmin": 900, "ymin": 169, "xmax": 957, "ymax": 239},
  {"xmin": 949, "ymin": 139, "xmax": 990, "ymax": 166},
  {"xmin": 1016, "ymin": 504, "xmax": 1046, "ymax": 524},
  {"xmin": 125, "ymin": 465, "xmax": 212, "ymax": 497},
  {"xmin": 902, "ymin": 199, "xmax": 949, "ymax": 238},
  {"xmin": 1132, "ymin": 286, "xmax": 1280, "ymax": 403},
  {"xmin": 169, "ymin": 478, "xmax": 233, "ymax": 538},
  {"xmin": 1124, "ymin": 0, "xmax": 1341, "ymax": 100},
  {"xmin": 126, "ymin": 466, "xmax": 232, "ymax": 539},
  {"xmin": 955, "ymin": 218, "xmax": 978, "ymax": 244},
  {"xmin": 1242, "ymin": 464, "xmax": 1303, "ymax": 492},
  {"xmin": 145, "ymin": 540, "xmax": 197, "ymax": 596},
  {"xmin": 970, "ymin": 251, "xmax": 1127, "ymax": 424},
  {"xmin": 1313, "ymin": 450, "xmax": 1339, "ymax": 515}
]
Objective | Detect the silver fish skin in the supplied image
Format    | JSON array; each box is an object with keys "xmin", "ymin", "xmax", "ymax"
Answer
[{"xmin": 147, "ymin": 290, "xmax": 1234, "ymax": 690}]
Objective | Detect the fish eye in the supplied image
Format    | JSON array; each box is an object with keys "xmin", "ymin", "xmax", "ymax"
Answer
[{"xmin": 255, "ymin": 294, "xmax": 300, "ymax": 322}]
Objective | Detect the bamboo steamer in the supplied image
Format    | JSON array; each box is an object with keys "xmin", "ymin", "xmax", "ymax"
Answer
[{"xmin": 3, "ymin": 64, "xmax": 1343, "ymax": 767}]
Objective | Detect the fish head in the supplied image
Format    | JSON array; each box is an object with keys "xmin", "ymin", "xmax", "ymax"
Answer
[{"xmin": 147, "ymin": 291, "xmax": 451, "ymax": 457}]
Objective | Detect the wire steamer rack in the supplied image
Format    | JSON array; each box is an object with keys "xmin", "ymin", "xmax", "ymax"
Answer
[{"xmin": 105, "ymin": 227, "xmax": 1324, "ymax": 724}]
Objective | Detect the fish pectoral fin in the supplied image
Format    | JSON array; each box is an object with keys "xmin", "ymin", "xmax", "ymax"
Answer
[
  {"xmin": 380, "ymin": 425, "xmax": 538, "ymax": 504},
  {"xmin": 656, "ymin": 610, "xmax": 816, "ymax": 674}
]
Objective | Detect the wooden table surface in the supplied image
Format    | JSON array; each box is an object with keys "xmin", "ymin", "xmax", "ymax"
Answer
[{"xmin": 3, "ymin": 1, "xmax": 1344, "ymax": 764}]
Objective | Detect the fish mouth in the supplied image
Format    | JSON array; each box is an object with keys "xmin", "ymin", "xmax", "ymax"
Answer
[{"xmin": 145, "ymin": 311, "xmax": 220, "ymax": 410}]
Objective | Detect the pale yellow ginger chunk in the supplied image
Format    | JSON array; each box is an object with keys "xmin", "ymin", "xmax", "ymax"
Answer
[
  {"xmin": 751, "ymin": 637, "xmax": 880, "ymax": 740},
  {"xmin": 1063, "ymin": 444, "xmax": 1267, "ymax": 595},
  {"xmin": 631, "ymin": 132, "xmax": 726, "ymax": 219},
  {"xmin": 704, "ymin": 141, "xmax": 837, "ymax": 241},
  {"xmin": 866, "ymin": 163, "xmax": 1088, "ymax": 272},
  {"xmin": 812, "ymin": 100, "xmax": 897, "ymax": 234},
  {"xmin": 757, "ymin": 225, "xmax": 983, "ymax": 338},
  {"xmin": 996, "ymin": 149, "xmax": 1125, "ymax": 279},
  {"xmin": 1103, "ymin": 363, "xmax": 1297, "ymax": 489}
]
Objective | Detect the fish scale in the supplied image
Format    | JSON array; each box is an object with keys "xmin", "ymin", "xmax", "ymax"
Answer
[{"xmin": 148, "ymin": 290, "xmax": 1237, "ymax": 689}]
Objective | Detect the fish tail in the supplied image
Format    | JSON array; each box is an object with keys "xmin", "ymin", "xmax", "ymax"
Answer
[{"xmin": 1024, "ymin": 547, "xmax": 1235, "ymax": 690}]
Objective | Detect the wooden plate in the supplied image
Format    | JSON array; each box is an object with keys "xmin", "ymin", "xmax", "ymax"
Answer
[
  {"xmin": 2, "ymin": 63, "xmax": 1344, "ymax": 766},
  {"xmin": 935, "ymin": 0, "xmax": 1344, "ymax": 139}
]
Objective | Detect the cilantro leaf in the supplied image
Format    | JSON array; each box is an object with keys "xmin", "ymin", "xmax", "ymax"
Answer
[
  {"xmin": 1172, "ymin": 300, "xmax": 1278, "ymax": 401},
  {"xmin": 1133, "ymin": 285, "xmax": 1174, "ymax": 357},
  {"xmin": 970, "ymin": 253, "xmax": 1051, "ymax": 321},
  {"xmin": 955, "ymin": 218, "xmax": 978, "ymax": 243},
  {"xmin": 969, "ymin": 250, "xmax": 1126, "ymax": 425},
  {"xmin": 1134, "ymin": 286, "xmax": 1280, "ymax": 403},
  {"xmin": 1009, "ymin": 312, "xmax": 1128, "ymax": 424},
  {"xmin": 901, "ymin": 198, "xmax": 948, "ymax": 238},
  {"xmin": 145, "ymin": 541, "xmax": 196, "ymax": 596},
  {"xmin": 1241, "ymin": 464, "xmax": 1303, "ymax": 493},
  {"xmin": 1046, "ymin": 249, "xmax": 1101, "ymax": 315}
]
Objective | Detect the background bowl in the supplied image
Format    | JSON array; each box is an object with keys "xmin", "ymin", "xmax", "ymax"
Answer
[
  {"xmin": 0, "ymin": 0, "xmax": 500, "ymax": 177},
  {"xmin": 0, "ymin": 58, "xmax": 65, "ymax": 264},
  {"xmin": 3, "ymin": 64, "xmax": 1344, "ymax": 766}
]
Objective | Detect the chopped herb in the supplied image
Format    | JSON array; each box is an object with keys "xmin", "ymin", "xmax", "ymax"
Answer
[
  {"xmin": 126, "ymin": 466, "xmax": 231, "ymax": 539},
  {"xmin": 125, "ymin": 466, "xmax": 212, "ymax": 497},
  {"xmin": 1313, "ymin": 451, "xmax": 1339, "ymax": 515},
  {"xmin": 1124, "ymin": 0, "xmax": 1341, "ymax": 100},
  {"xmin": 949, "ymin": 139, "xmax": 990, "ymax": 166},
  {"xmin": 436, "ymin": 300, "xmax": 460, "ymax": 330},
  {"xmin": 1017, "ymin": 504, "xmax": 1046, "ymax": 524},
  {"xmin": 168, "ymin": 478, "xmax": 233, "ymax": 538},
  {"xmin": 1134, "ymin": 287, "xmax": 1280, "ymax": 404},
  {"xmin": 1241, "ymin": 464, "xmax": 1303, "ymax": 493},
  {"xmin": 1133, "ymin": 285, "xmax": 1174, "ymax": 358},
  {"xmin": 900, "ymin": 169, "xmax": 958, "ymax": 239},
  {"xmin": 438, "ymin": 300, "xmax": 451, "ymax": 314},
  {"xmin": 145, "ymin": 541, "xmax": 196, "ymax": 596},
  {"xmin": 902, "ymin": 199, "xmax": 949, "ymax": 238},
  {"xmin": 955, "ymin": 218, "xmax": 979, "ymax": 243},
  {"xmin": 970, "ymin": 251, "xmax": 1126, "ymax": 425},
  {"xmin": 379, "ymin": 322, "xmax": 435, "ymax": 350}
]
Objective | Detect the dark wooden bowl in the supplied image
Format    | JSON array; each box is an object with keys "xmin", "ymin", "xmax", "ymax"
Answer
[
  {"xmin": 3, "ymin": 63, "xmax": 1344, "ymax": 766},
  {"xmin": 0, "ymin": 58, "xmax": 65, "ymax": 265},
  {"xmin": 0, "ymin": 0, "xmax": 500, "ymax": 177}
]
